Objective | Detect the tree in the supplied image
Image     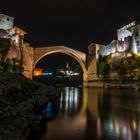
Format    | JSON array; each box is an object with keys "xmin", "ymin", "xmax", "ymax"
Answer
[
  {"xmin": 113, "ymin": 55, "xmax": 140, "ymax": 80},
  {"xmin": 4, "ymin": 58, "xmax": 23, "ymax": 73},
  {"xmin": 114, "ymin": 60, "xmax": 128, "ymax": 77},
  {"xmin": 98, "ymin": 62, "xmax": 110, "ymax": 78},
  {"xmin": 0, "ymin": 39, "xmax": 11, "ymax": 69},
  {"xmin": 131, "ymin": 55, "xmax": 140, "ymax": 79},
  {"xmin": 0, "ymin": 39, "xmax": 23, "ymax": 74}
]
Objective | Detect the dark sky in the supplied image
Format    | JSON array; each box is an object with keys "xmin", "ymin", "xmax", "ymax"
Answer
[
  {"xmin": 1, "ymin": 0, "xmax": 140, "ymax": 51},
  {"xmin": 36, "ymin": 53, "xmax": 79, "ymax": 69},
  {"xmin": 1, "ymin": 0, "xmax": 140, "ymax": 69}
]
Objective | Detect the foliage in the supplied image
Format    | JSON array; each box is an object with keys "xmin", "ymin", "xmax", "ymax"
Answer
[
  {"xmin": 133, "ymin": 55, "xmax": 140, "ymax": 68},
  {"xmin": 98, "ymin": 62, "xmax": 110, "ymax": 77},
  {"xmin": 113, "ymin": 55, "xmax": 140, "ymax": 79},
  {"xmin": 114, "ymin": 60, "xmax": 128, "ymax": 76},
  {"xmin": 0, "ymin": 39, "xmax": 11, "ymax": 64},
  {"xmin": 0, "ymin": 39, "xmax": 23, "ymax": 73},
  {"xmin": 132, "ymin": 55, "xmax": 140, "ymax": 79},
  {"xmin": 0, "ymin": 39, "xmax": 11, "ymax": 56},
  {"xmin": 4, "ymin": 58, "xmax": 23, "ymax": 73},
  {"xmin": 0, "ymin": 73, "xmax": 60, "ymax": 140},
  {"xmin": 34, "ymin": 75, "xmax": 83, "ymax": 87}
]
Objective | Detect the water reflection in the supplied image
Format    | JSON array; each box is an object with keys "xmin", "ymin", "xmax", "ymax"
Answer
[
  {"xmin": 97, "ymin": 89, "xmax": 140, "ymax": 140},
  {"xmin": 41, "ymin": 87, "xmax": 86, "ymax": 140},
  {"xmin": 43, "ymin": 102, "xmax": 54, "ymax": 119},
  {"xmin": 41, "ymin": 87, "xmax": 140, "ymax": 140},
  {"xmin": 59, "ymin": 87, "xmax": 83, "ymax": 116}
]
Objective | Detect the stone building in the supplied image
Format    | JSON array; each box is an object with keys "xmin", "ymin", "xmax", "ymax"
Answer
[
  {"xmin": 87, "ymin": 21, "xmax": 140, "ymax": 80},
  {"xmin": 0, "ymin": 14, "xmax": 33, "ymax": 78},
  {"xmin": 90, "ymin": 21, "xmax": 140, "ymax": 65},
  {"xmin": 0, "ymin": 14, "xmax": 14, "ymax": 31}
]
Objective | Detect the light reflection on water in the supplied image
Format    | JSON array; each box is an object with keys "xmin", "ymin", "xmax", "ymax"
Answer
[
  {"xmin": 59, "ymin": 87, "xmax": 80, "ymax": 116},
  {"xmin": 41, "ymin": 87, "xmax": 140, "ymax": 140}
]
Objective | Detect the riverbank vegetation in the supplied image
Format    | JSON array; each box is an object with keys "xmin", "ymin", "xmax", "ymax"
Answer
[
  {"xmin": 0, "ymin": 73, "xmax": 60, "ymax": 140},
  {"xmin": 0, "ymin": 38, "xmax": 22, "ymax": 73},
  {"xmin": 98, "ymin": 54, "xmax": 140, "ymax": 81},
  {"xmin": 33, "ymin": 75, "xmax": 83, "ymax": 87}
]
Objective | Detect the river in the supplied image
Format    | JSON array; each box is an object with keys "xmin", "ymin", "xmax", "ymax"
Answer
[{"xmin": 39, "ymin": 87, "xmax": 140, "ymax": 140}]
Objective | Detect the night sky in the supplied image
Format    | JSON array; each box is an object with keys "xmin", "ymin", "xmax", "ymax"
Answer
[{"xmin": 1, "ymin": 0, "xmax": 140, "ymax": 68}]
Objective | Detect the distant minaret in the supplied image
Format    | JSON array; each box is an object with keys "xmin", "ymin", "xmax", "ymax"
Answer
[{"xmin": 66, "ymin": 62, "xmax": 69, "ymax": 69}]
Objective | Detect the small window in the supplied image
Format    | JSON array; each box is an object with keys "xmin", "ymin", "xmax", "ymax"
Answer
[
  {"xmin": 136, "ymin": 40, "xmax": 140, "ymax": 46},
  {"xmin": 135, "ymin": 31, "xmax": 139, "ymax": 37},
  {"xmin": 7, "ymin": 18, "xmax": 10, "ymax": 21}
]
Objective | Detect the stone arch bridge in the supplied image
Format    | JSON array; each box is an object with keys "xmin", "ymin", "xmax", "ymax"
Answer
[
  {"xmin": 33, "ymin": 46, "xmax": 87, "ymax": 82},
  {"xmin": 7, "ymin": 43, "xmax": 98, "ymax": 85}
]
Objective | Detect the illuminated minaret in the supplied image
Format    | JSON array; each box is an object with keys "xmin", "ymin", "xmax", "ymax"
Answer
[{"xmin": 66, "ymin": 62, "xmax": 69, "ymax": 69}]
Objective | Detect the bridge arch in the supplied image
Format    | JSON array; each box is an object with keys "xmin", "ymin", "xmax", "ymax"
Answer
[{"xmin": 33, "ymin": 46, "xmax": 87, "ymax": 82}]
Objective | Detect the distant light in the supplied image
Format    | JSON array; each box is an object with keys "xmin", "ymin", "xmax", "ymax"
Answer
[
  {"xmin": 33, "ymin": 68, "xmax": 44, "ymax": 76},
  {"xmin": 73, "ymin": 72, "xmax": 79, "ymax": 75},
  {"xmin": 42, "ymin": 72, "xmax": 53, "ymax": 76},
  {"xmin": 132, "ymin": 120, "xmax": 137, "ymax": 131},
  {"xmin": 135, "ymin": 53, "xmax": 140, "ymax": 57}
]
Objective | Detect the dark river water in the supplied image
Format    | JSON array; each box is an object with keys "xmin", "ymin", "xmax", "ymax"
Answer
[{"xmin": 40, "ymin": 87, "xmax": 140, "ymax": 140}]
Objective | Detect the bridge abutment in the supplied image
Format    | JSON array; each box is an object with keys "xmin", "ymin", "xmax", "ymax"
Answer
[
  {"xmin": 87, "ymin": 43, "xmax": 100, "ymax": 82},
  {"xmin": 21, "ymin": 45, "xmax": 34, "ymax": 79}
]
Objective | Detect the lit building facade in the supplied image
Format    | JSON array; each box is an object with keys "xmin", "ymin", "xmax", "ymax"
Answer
[
  {"xmin": 33, "ymin": 68, "xmax": 44, "ymax": 76},
  {"xmin": 96, "ymin": 21, "xmax": 140, "ymax": 58}
]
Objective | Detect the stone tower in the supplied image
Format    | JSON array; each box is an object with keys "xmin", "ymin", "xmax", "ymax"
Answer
[{"xmin": 0, "ymin": 14, "xmax": 14, "ymax": 30}]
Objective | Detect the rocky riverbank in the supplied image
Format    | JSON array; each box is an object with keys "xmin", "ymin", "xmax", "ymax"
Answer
[{"xmin": 0, "ymin": 73, "xmax": 60, "ymax": 140}]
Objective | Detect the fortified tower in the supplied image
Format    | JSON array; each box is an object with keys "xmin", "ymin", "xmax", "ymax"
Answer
[{"xmin": 0, "ymin": 14, "xmax": 14, "ymax": 30}]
